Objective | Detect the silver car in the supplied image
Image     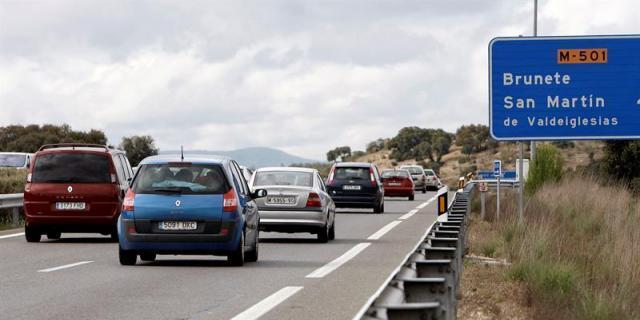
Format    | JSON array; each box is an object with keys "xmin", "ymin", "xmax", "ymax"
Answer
[
  {"xmin": 249, "ymin": 167, "xmax": 336, "ymax": 242},
  {"xmin": 423, "ymin": 169, "xmax": 442, "ymax": 190},
  {"xmin": 400, "ymin": 165, "xmax": 428, "ymax": 193}
]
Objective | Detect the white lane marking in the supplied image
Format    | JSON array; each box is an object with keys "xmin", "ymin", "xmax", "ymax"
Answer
[
  {"xmin": 306, "ymin": 243, "xmax": 371, "ymax": 278},
  {"xmin": 0, "ymin": 232, "xmax": 24, "ymax": 239},
  {"xmin": 231, "ymin": 286, "xmax": 303, "ymax": 320},
  {"xmin": 367, "ymin": 220, "xmax": 403, "ymax": 240},
  {"xmin": 351, "ymin": 220, "xmax": 438, "ymax": 320},
  {"xmin": 398, "ymin": 209, "xmax": 419, "ymax": 220},
  {"xmin": 38, "ymin": 261, "xmax": 93, "ymax": 273},
  {"xmin": 416, "ymin": 196, "xmax": 437, "ymax": 209}
]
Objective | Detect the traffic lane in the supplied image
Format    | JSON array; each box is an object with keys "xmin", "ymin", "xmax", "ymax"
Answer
[
  {"xmin": 261, "ymin": 193, "xmax": 439, "ymax": 320},
  {"xmin": 0, "ymin": 193, "xmax": 434, "ymax": 320}
]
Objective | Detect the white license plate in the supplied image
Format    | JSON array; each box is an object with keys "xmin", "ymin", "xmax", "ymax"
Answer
[
  {"xmin": 159, "ymin": 221, "xmax": 197, "ymax": 231},
  {"xmin": 388, "ymin": 182, "xmax": 402, "ymax": 186},
  {"xmin": 267, "ymin": 196, "xmax": 296, "ymax": 204},
  {"xmin": 55, "ymin": 202, "xmax": 86, "ymax": 210},
  {"xmin": 343, "ymin": 185, "xmax": 362, "ymax": 190}
]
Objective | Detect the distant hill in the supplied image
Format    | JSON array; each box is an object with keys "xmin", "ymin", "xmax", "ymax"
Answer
[{"xmin": 160, "ymin": 147, "xmax": 321, "ymax": 168}]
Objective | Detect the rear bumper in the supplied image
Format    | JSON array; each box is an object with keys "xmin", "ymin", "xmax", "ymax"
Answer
[
  {"xmin": 24, "ymin": 201, "xmax": 119, "ymax": 229},
  {"xmin": 259, "ymin": 209, "xmax": 326, "ymax": 231},
  {"xmin": 118, "ymin": 218, "xmax": 239, "ymax": 253},
  {"xmin": 384, "ymin": 187, "xmax": 414, "ymax": 197},
  {"xmin": 331, "ymin": 195, "xmax": 379, "ymax": 208}
]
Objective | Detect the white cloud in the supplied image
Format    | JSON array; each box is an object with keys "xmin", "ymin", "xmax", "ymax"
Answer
[{"xmin": 1, "ymin": 0, "xmax": 638, "ymax": 160}]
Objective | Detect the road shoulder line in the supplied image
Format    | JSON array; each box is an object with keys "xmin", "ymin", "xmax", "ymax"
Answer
[
  {"xmin": 231, "ymin": 286, "xmax": 304, "ymax": 320},
  {"xmin": 306, "ymin": 243, "xmax": 371, "ymax": 278}
]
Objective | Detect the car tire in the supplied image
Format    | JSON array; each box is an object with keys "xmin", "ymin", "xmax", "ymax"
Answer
[
  {"xmin": 139, "ymin": 253, "xmax": 156, "ymax": 262},
  {"xmin": 317, "ymin": 223, "xmax": 329, "ymax": 243},
  {"xmin": 110, "ymin": 229, "xmax": 119, "ymax": 243},
  {"xmin": 409, "ymin": 194, "xmax": 415, "ymax": 201},
  {"xmin": 374, "ymin": 201, "xmax": 384, "ymax": 214},
  {"xmin": 246, "ymin": 230, "xmax": 259, "ymax": 263},
  {"xmin": 328, "ymin": 222, "xmax": 335, "ymax": 240},
  {"xmin": 47, "ymin": 231, "xmax": 61, "ymax": 240},
  {"xmin": 119, "ymin": 246, "xmax": 137, "ymax": 266},
  {"xmin": 25, "ymin": 226, "xmax": 41, "ymax": 243},
  {"xmin": 422, "ymin": 186, "xmax": 427, "ymax": 193},
  {"xmin": 228, "ymin": 232, "xmax": 245, "ymax": 266}
]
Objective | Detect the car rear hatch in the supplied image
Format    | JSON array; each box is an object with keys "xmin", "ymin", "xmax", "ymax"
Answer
[
  {"xmin": 129, "ymin": 163, "xmax": 229, "ymax": 234},
  {"xmin": 328, "ymin": 166, "xmax": 378, "ymax": 196},
  {"xmin": 254, "ymin": 186, "xmax": 317, "ymax": 210},
  {"xmin": 25, "ymin": 152, "xmax": 119, "ymax": 217}
]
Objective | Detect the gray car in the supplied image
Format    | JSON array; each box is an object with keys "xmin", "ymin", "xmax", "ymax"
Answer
[
  {"xmin": 423, "ymin": 169, "xmax": 442, "ymax": 190},
  {"xmin": 249, "ymin": 167, "xmax": 336, "ymax": 242},
  {"xmin": 400, "ymin": 165, "xmax": 428, "ymax": 193}
]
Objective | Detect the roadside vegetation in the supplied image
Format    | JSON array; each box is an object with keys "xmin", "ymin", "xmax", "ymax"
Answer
[{"xmin": 0, "ymin": 169, "xmax": 26, "ymax": 194}]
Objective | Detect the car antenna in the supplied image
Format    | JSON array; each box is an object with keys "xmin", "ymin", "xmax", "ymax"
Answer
[{"xmin": 181, "ymin": 145, "xmax": 184, "ymax": 162}]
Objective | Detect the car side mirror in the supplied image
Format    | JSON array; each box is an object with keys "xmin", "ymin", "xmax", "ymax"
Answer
[{"xmin": 252, "ymin": 189, "xmax": 267, "ymax": 199}]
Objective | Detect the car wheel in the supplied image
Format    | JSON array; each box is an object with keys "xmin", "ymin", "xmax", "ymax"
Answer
[
  {"xmin": 25, "ymin": 226, "xmax": 41, "ymax": 243},
  {"xmin": 422, "ymin": 186, "xmax": 427, "ymax": 193},
  {"xmin": 110, "ymin": 229, "xmax": 119, "ymax": 243},
  {"xmin": 409, "ymin": 194, "xmax": 415, "ymax": 201},
  {"xmin": 228, "ymin": 232, "xmax": 245, "ymax": 266},
  {"xmin": 119, "ymin": 246, "xmax": 137, "ymax": 266},
  {"xmin": 139, "ymin": 252, "xmax": 156, "ymax": 262},
  {"xmin": 47, "ymin": 231, "xmax": 61, "ymax": 240},
  {"xmin": 246, "ymin": 230, "xmax": 259, "ymax": 262},
  {"xmin": 328, "ymin": 222, "xmax": 335, "ymax": 240},
  {"xmin": 317, "ymin": 223, "xmax": 329, "ymax": 243}
]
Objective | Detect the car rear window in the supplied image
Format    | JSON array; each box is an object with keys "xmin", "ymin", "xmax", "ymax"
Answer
[
  {"xmin": 334, "ymin": 167, "xmax": 370, "ymax": 180},
  {"xmin": 381, "ymin": 170, "xmax": 409, "ymax": 178},
  {"xmin": 0, "ymin": 154, "xmax": 27, "ymax": 167},
  {"xmin": 424, "ymin": 170, "xmax": 435, "ymax": 176},
  {"xmin": 132, "ymin": 163, "xmax": 229, "ymax": 195},
  {"xmin": 402, "ymin": 167, "xmax": 423, "ymax": 175},
  {"xmin": 32, "ymin": 153, "xmax": 110, "ymax": 183},
  {"xmin": 253, "ymin": 171, "xmax": 313, "ymax": 187}
]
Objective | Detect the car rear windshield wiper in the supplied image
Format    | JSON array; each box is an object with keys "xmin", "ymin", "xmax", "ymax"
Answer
[{"xmin": 152, "ymin": 187, "xmax": 190, "ymax": 193}]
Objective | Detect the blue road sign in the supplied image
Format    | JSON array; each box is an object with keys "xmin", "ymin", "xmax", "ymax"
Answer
[
  {"xmin": 493, "ymin": 160, "xmax": 502, "ymax": 178},
  {"xmin": 489, "ymin": 35, "xmax": 640, "ymax": 140}
]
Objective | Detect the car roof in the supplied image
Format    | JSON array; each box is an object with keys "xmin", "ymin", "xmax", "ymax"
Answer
[
  {"xmin": 36, "ymin": 146, "xmax": 124, "ymax": 156},
  {"xmin": 400, "ymin": 165, "xmax": 423, "ymax": 169},
  {"xmin": 139, "ymin": 154, "xmax": 231, "ymax": 165},
  {"xmin": 0, "ymin": 152, "xmax": 32, "ymax": 155},
  {"xmin": 256, "ymin": 166, "xmax": 316, "ymax": 173},
  {"xmin": 334, "ymin": 162, "xmax": 372, "ymax": 168}
]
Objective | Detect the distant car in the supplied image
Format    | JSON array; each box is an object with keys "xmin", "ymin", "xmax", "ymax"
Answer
[
  {"xmin": 400, "ymin": 165, "xmax": 428, "ymax": 193},
  {"xmin": 0, "ymin": 152, "xmax": 33, "ymax": 169},
  {"xmin": 249, "ymin": 167, "xmax": 336, "ymax": 242},
  {"xmin": 240, "ymin": 165, "xmax": 254, "ymax": 183},
  {"xmin": 23, "ymin": 144, "xmax": 133, "ymax": 242},
  {"xmin": 118, "ymin": 155, "xmax": 267, "ymax": 266},
  {"xmin": 423, "ymin": 169, "xmax": 441, "ymax": 191},
  {"xmin": 326, "ymin": 162, "xmax": 385, "ymax": 213},
  {"xmin": 381, "ymin": 169, "xmax": 415, "ymax": 200}
]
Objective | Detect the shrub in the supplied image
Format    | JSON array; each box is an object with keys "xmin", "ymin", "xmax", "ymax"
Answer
[
  {"xmin": 526, "ymin": 144, "xmax": 563, "ymax": 194},
  {"xmin": 0, "ymin": 169, "xmax": 26, "ymax": 194}
]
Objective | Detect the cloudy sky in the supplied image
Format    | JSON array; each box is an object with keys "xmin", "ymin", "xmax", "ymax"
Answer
[{"xmin": 1, "ymin": 0, "xmax": 638, "ymax": 160}]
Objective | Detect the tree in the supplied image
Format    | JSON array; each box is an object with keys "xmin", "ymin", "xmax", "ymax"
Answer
[
  {"xmin": 326, "ymin": 146, "xmax": 351, "ymax": 162},
  {"xmin": 604, "ymin": 140, "xmax": 640, "ymax": 181},
  {"xmin": 526, "ymin": 144, "xmax": 563, "ymax": 194},
  {"xmin": 388, "ymin": 127, "xmax": 453, "ymax": 162},
  {"xmin": 455, "ymin": 124, "xmax": 496, "ymax": 155},
  {"xmin": 366, "ymin": 138, "xmax": 387, "ymax": 153},
  {"xmin": 119, "ymin": 135, "xmax": 159, "ymax": 166},
  {"xmin": 0, "ymin": 124, "xmax": 107, "ymax": 152}
]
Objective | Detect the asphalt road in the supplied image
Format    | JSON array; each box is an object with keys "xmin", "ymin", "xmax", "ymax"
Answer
[{"xmin": 0, "ymin": 192, "xmax": 440, "ymax": 320}]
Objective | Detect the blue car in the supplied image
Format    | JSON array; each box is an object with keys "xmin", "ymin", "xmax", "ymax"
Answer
[{"xmin": 118, "ymin": 155, "xmax": 267, "ymax": 266}]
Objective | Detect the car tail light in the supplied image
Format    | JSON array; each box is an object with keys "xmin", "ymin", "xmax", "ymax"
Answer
[
  {"xmin": 306, "ymin": 192, "xmax": 322, "ymax": 207},
  {"xmin": 27, "ymin": 173, "xmax": 32, "ymax": 183},
  {"xmin": 422, "ymin": 175, "xmax": 426, "ymax": 182},
  {"xmin": 327, "ymin": 167, "xmax": 336, "ymax": 185},
  {"xmin": 223, "ymin": 189, "xmax": 238, "ymax": 212},
  {"xmin": 220, "ymin": 227, "xmax": 229, "ymax": 236},
  {"xmin": 369, "ymin": 168, "xmax": 376, "ymax": 187},
  {"xmin": 122, "ymin": 189, "xmax": 135, "ymax": 211},
  {"xmin": 111, "ymin": 173, "xmax": 117, "ymax": 183}
]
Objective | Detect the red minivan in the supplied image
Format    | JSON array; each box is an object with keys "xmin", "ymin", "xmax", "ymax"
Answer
[
  {"xmin": 23, "ymin": 144, "xmax": 133, "ymax": 242},
  {"xmin": 381, "ymin": 169, "xmax": 415, "ymax": 201}
]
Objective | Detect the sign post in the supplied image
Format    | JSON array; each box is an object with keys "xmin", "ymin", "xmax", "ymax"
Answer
[
  {"xmin": 479, "ymin": 182, "xmax": 488, "ymax": 220},
  {"xmin": 493, "ymin": 160, "xmax": 502, "ymax": 221}
]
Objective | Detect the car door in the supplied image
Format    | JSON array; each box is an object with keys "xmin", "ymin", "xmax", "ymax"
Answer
[
  {"xmin": 316, "ymin": 173, "xmax": 335, "ymax": 225},
  {"xmin": 112, "ymin": 154, "xmax": 129, "ymax": 201},
  {"xmin": 230, "ymin": 161, "xmax": 259, "ymax": 241}
]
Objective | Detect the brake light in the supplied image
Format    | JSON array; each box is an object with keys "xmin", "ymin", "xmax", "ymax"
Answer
[
  {"xmin": 369, "ymin": 167, "xmax": 376, "ymax": 187},
  {"xmin": 306, "ymin": 192, "xmax": 322, "ymax": 207},
  {"xmin": 327, "ymin": 167, "xmax": 336, "ymax": 185},
  {"xmin": 111, "ymin": 173, "xmax": 117, "ymax": 183},
  {"xmin": 27, "ymin": 173, "xmax": 32, "ymax": 183},
  {"xmin": 122, "ymin": 189, "xmax": 135, "ymax": 211},
  {"xmin": 422, "ymin": 176, "xmax": 426, "ymax": 182},
  {"xmin": 223, "ymin": 189, "xmax": 238, "ymax": 212}
]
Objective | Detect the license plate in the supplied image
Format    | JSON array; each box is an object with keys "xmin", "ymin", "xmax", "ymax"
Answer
[
  {"xmin": 55, "ymin": 202, "xmax": 86, "ymax": 210},
  {"xmin": 343, "ymin": 185, "xmax": 362, "ymax": 190},
  {"xmin": 267, "ymin": 196, "xmax": 296, "ymax": 204},
  {"xmin": 159, "ymin": 221, "xmax": 197, "ymax": 231},
  {"xmin": 388, "ymin": 182, "xmax": 402, "ymax": 186}
]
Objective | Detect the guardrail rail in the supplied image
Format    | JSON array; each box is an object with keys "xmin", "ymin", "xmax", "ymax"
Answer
[
  {"xmin": 0, "ymin": 193, "xmax": 24, "ymax": 227},
  {"xmin": 358, "ymin": 183, "xmax": 473, "ymax": 320}
]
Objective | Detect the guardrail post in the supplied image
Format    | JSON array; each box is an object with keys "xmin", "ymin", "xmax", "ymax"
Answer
[{"xmin": 11, "ymin": 207, "xmax": 20, "ymax": 227}]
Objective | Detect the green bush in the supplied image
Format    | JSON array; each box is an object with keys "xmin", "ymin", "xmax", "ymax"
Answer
[{"xmin": 526, "ymin": 144, "xmax": 563, "ymax": 194}]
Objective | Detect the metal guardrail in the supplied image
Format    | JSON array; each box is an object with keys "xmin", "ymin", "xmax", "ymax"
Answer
[
  {"xmin": 358, "ymin": 184, "xmax": 473, "ymax": 320},
  {"xmin": 0, "ymin": 193, "xmax": 24, "ymax": 227},
  {"xmin": 470, "ymin": 179, "xmax": 519, "ymax": 189}
]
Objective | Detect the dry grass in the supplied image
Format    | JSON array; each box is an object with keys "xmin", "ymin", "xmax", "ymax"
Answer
[
  {"xmin": 472, "ymin": 174, "xmax": 640, "ymax": 319},
  {"xmin": 0, "ymin": 169, "xmax": 26, "ymax": 194}
]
